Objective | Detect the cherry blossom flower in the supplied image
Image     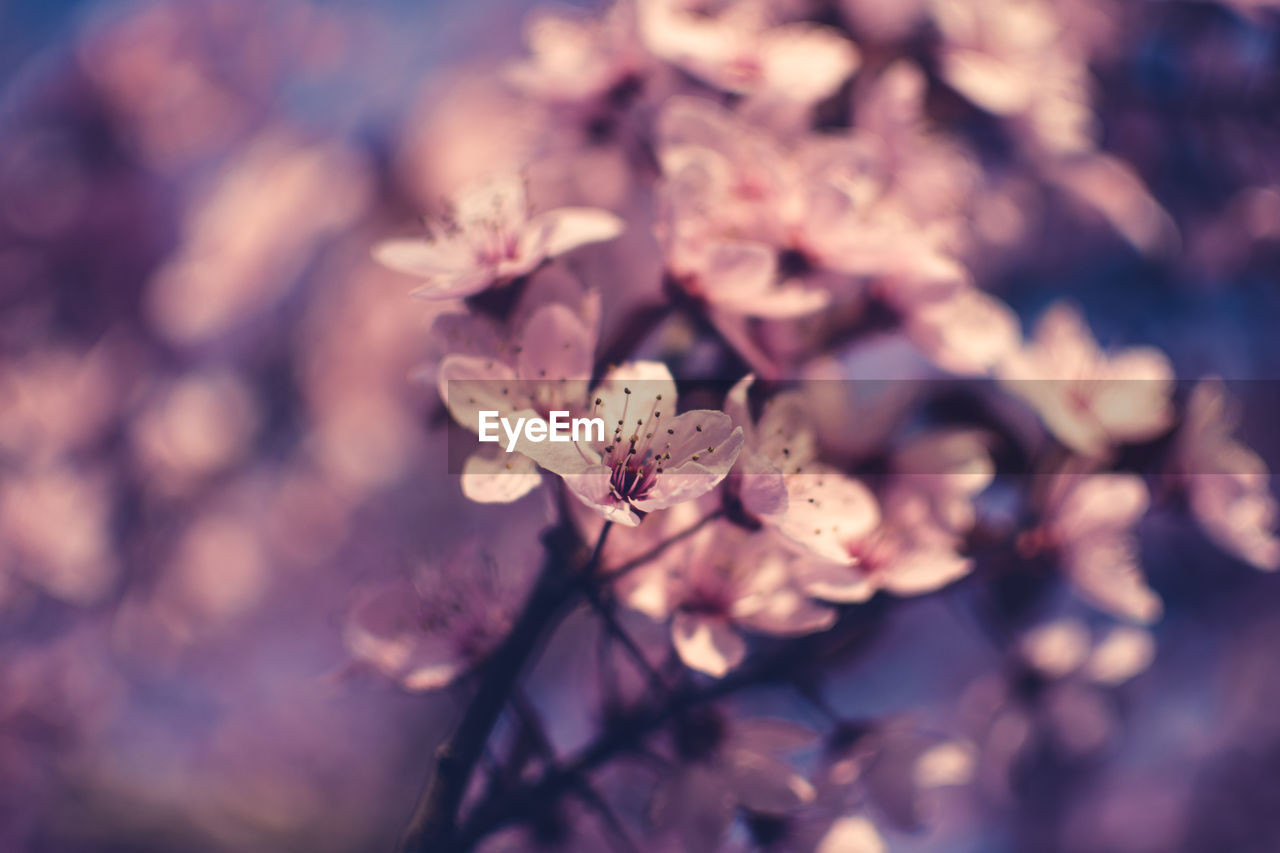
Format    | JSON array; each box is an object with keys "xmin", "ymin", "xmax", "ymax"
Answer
[
  {"xmin": 653, "ymin": 98, "xmax": 851, "ymax": 320},
  {"xmin": 786, "ymin": 430, "xmax": 991, "ymax": 602},
  {"xmin": 650, "ymin": 710, "xmax": 819, "ymax": 849},
  {"xmin": 1174, "ymin": 379, "xmax": 1279, "ymax": 571},
  {"xmin": 505, "ymin": 1, "xmax": 650, "ymax": 108},
  {"xmin": 656, "ymin": 96, "xmax": 937, "ymax": 286},
  {"xmin": 1000, "ymin": 303, "xmax": 1175, "ymax": 457},
  {"xmin": 965, "ymin": 619, "xmax": 1156, "ymax": 773},
  {"xmin": 851, "ymin": 61, "xmax": 978, "ymax": 250},
  {"xmin": 344, "ymin": 532, "xmax": 543, "ymax": 691},
  {"xmin": 723, "ymin": 376, "xmax": 882, "ymax": 562},
  {"xmin": 654, "ymin": 95, "xmax": 1008, "ymax": 376},
  {"xmin": 929, "ymin": 0, "xmax": 1095, "ymax": 156},
  {"xmin": 1030, "ymin": 470, "xmax": 1161, "ymax": 624},
  {"xmin": 433, "ymin": 270, "xmax": 601, "ymax": 503},
  {"xmin": 618, "ymin": 520, "xmax": 836, "ymax": 675},
  {"xmin": 639, "ymin": 0, "xmax": 859, "ymax": 105},
  {"xmin": 897, "ymin": 273, "xmax": 1022, "ymax": 376},
  {"xmin": 511, "ymin": 361, "xmax": 744, "ymax": 527},
  {"xmin": 790, "ymin": 487, "xmax": 973, "ymax": 604},
  {"xmin": 374, "ymin": 174, "xmax": 624, "ymax": 299}
]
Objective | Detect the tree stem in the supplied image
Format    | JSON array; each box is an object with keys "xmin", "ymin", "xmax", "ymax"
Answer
[{"xmin": 397, "ymin": 523, "xmax": 613, "ymax": 853}]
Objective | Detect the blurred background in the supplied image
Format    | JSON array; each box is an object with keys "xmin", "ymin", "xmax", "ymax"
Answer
[{"xmin": 1, "ymin": 0, "xmax": 1280, "ymax": 851}]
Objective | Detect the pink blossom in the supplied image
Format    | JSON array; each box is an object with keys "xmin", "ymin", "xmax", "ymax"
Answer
[
  {"xmin": 513, "ymin": 361, "xmax": 744, "ymax": 527},
  {"xmin": 790, "ymin": 491, "xmax": 973, "ymax": 604},
  {"xmin": 971, "ymin": 620, "xmax": 1156, "ymax": 767},
  {"xmin": 1175, "ymin": 379, "xmax": 1279, "ymax": 571},
  {"xmin": 657, "ymin": 214, "xmax": 829, "ymax": 319},
  {"xmin": 619, "ymin": 520, "xmax": 835, "ymax": 676},
  {"xmin": 344, "ymin": 538, "xmax": 541, "ymax": 692},
  {"xmin": 504, "ymin": 1, "xmax": 649, "ymax": 107},
  {"xmin": 0, "ymin": 464, "xmax": 118, "ymax": 606},
  {"xmin": 639, "ymin": 0, "xmax": 859, "ymax": 105},
  {"xmin": 724, "ymin": 377, "xmax": 892, "ymax": 569},
  {"xmin": 1032, "ymin": 470, "xmax": 1161, "ymax": 624},
  {"xmin": 851, "ymin": 61, "xmax": 978, "ymax": 248},
  {"xmin": 374, "ymin": 175, "xmax": 624, "ymax": 299},
  {"xmin": 432, "ymin": 270, "xmax": 600, "ymax": 503},
  {"xmin": 931, "ymin": 0, "xmax": 1095, "ymax": 156},
  {"xmin": 1000, "ymin": 303, "xmax": 1175, "ymax": 457},
  {"xmin": 787, "ymin": 431, "xmax": 991, "ymax": 602},
  {"xmin": 788, "ymin": 435, "xmax": 988, "ymax": 601},
  {"xmin": 650, "ymin": 710, "xmax": 819, "ymax": 848},
  {"xmin": 900, "ymin": 278, "xmax": 1022, "ymax": 375},
  {"xmin": 1020, "ymin": 619, "xmax": 1156, "ymax": 686},
  {"xmin": 655, "ymin": 96, "xmax": 927, "ymax": 284}
]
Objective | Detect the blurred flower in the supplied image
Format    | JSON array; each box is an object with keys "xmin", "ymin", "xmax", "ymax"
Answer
[
  {"xmin": 1007, "ymin": 619, "xmax": 1153, "ymax": 761},
  {"xmin": 619, "ymin": 520, "xmax": 835, "ymax": 675},
  {"xmin": 147, "ymin": 130, "xmax": 371, "ymax": 345},
  {"xmin": 1031, "ymin": 470, "xmax": 1161, "ymax": 624},
  {"xmin": 0, "ymin": 344, "xmax": 124, "ymax": 462},
  {"xmin": 786, "ymin": 430, "xmax": 990, "ymax": 602},
  {"xmin": 639, "ymin": 0, "xmax": 859, "ymax": 105},
  {"xmin": 375, "ymin": 174, "xmax": 624, "ymax": 299},
  {"xmin": 345, "ymin": 533, "xmax": 543, "ymax": 692},
  {"xmin": 1000, "ymin": 303, "xmax": 1174, "ymax": 457},
  {"xmin": 130, "ymin": 370, "xmax": 259, "ymax": 495},
  {"xmin": 505, "ymin": 1, "xmax": 650, "ymax": 108},
  {"xmin": 1174, "ymin": 379, "xmax": 1280, "ymax": 571},
  {"xmin": 0, "ymin": 464, "xmax": 117, "ymax": 606},
  {"xmin": 650, "ymin": 710, "xmax": 818, "ymax": 850},
  {"xmin": 435, "ymin": 270, "xmax": 601, "ymax": 503},
  {"xmin": 930, "ymin": 0, "xmax": 1094, "ymax": 156}
]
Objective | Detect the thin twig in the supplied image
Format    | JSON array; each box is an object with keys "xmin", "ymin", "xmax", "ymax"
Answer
[
  {"xmin": 510, "ymin": 688, "xmax": 640, "ymax": 853},
  {"xmin": 451, "ymin": 610, "xmax": 885, "ymax": 849},
  {"xmin": 579, "ymin": 579, "xmax": 668, "ymax": 693},
  {"xmin": 397, "ymin": 523, "xmax": 612, "ymax": 853},
  {"xmin": 597, "ymin": 509, "xmax": 724, "ymax": 583}
]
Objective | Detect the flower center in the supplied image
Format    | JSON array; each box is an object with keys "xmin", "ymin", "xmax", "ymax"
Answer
[
  {"xmin": 846, "ymin": 530, "xmax": 898, "ymax": 574},
  {"xmin": 597, "ymin": 388, "xmax": 671, "ymax": 505}
]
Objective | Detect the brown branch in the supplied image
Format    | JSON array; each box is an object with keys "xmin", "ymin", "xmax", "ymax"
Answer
[
  {"xmin": 450, "ymin": 607, "xmax": 886, "ymax": 850},
  {"xmin": 397, "ymin": 523, "xmax": 613, "ymax": 853}
]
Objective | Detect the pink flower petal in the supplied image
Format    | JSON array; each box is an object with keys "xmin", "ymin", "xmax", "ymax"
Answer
[
  {"xmin": 877, "ymin": 548, "xmax": 971, "ymax": 596},
  {"xmin": 816, "ymin": 816, "xmax": 885, "ymax": 853},
  {"xmin": 373, "ymin": 237, "xmax": 494, "ymax": 299},
  {"xmin": 1053, "ymin": 474, "xmax": 1149, "ymax": 536},
  {"xmin": 723, "ymin": 750, "xmax": 816, "ymax": 813},
  {"xmin": 530, "ymin": 207, "xmax": 626, "ymax": 257},
  {"xmin": 516, "ymin": 304, "xmax": 594, "ymax": 390},
  {"xmin": 795, "ymin": 558, "xmax": 877, "ymax": 603},
  {"xmin": 738, "ymin": 450, "xmax": 789, "ymax": 517},
  {"xmin": 773, "ymin": 467, "xmax": 880, "ymax": 565},
  {"xmin": 1066, "ymin": 535, "xmax": 1162, "ymax": 624},
  {"xmin": 460, "ymin": 450, "xmax": 543, "ymax": 504},
  {"xmin": 437, "ymin": 354, "xmax": 520, "ymax": 434},
  {"xmin": 758, "ymin": 23, "xmax": 860, "ymax": 104},
  {"xmin": 672, "ymin": 612, "xmax": 746, "ymax": 677}
]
